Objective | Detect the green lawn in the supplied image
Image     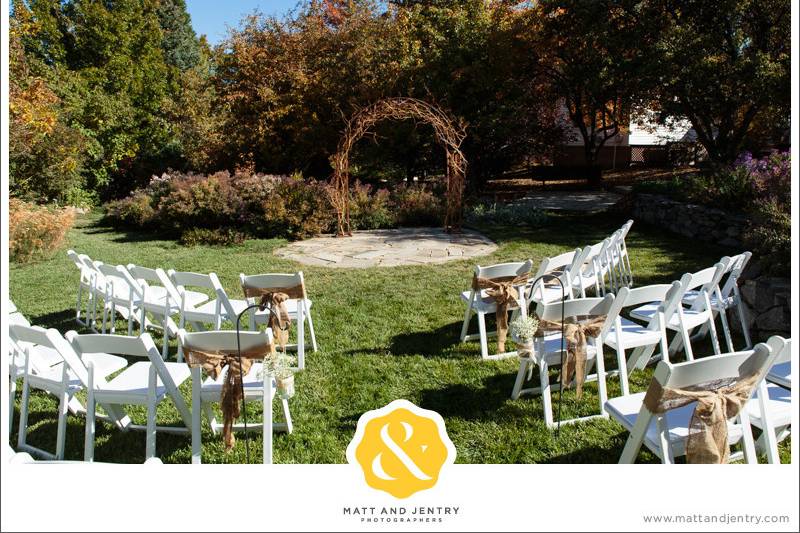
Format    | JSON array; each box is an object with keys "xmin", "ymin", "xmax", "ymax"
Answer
[{"xmin": 8, "ymin": 212, "xmax": 790, "ymax": 464}]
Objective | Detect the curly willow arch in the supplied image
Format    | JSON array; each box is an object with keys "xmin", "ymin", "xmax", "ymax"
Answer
[{"xmin": 330, "ymin": 97, "xmax": 468, "ymax": 236}]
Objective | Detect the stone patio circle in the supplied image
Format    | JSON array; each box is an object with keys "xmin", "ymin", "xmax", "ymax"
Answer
[{"xmin": 274, "ymin": 228, "xmax": 497, "ymax": 268}]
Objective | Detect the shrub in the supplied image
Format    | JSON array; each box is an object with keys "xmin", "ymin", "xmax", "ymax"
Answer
[
  {"xmin": 391, "ymin": 185, "xmax": 444, "ymax": 227},
  {"xmin": 180, "ymin": 227, "xmax": 246, "ymax": 247},
  {"xmin": 261, "ymin": 174, "xmax": 336, "ymax": 239},
  {"xmin": 9, "ymin": 198, "xmax": 75, "ymax": 263},
  {"xmin": 105, "ymin": 190, "xmax": 157, "ymax": 227},
  {"xmin": 465, "ymin": 202, "xmax": 549, "ymax": 227},
  {"xmin": 349, "ymin": 180, "xmax": 395, "ymax": 230},
  {"xmin": 744, "ymin": 200, "xmax": 790, "ymax": 277}
]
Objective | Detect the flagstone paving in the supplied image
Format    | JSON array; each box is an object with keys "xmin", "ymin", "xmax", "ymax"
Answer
[{"xmin": 274, "ymin": 228, "xmax": 497, "ymax": 268}]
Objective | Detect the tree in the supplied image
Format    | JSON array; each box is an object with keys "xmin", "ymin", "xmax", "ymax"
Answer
[
  {"xmin": 158, "ymin": 0, "xmax": 201, "ymax": 71},
  {"xmin": 533, "ymin": 0, "xmax": 656, "ymax": 167},
  {"xmin": 646, "ymin": 0, "xmax": 790, "ymax": 165}
]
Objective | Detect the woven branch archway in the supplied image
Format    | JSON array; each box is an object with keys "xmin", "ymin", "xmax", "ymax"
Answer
[{"xmin": 330, "ymin": 97, "xmax": 468, "ymax": 236}]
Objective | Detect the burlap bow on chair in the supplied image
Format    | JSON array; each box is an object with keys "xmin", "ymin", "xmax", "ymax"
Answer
[
  {"xmin": 536, "ymin": 315, "xmax": 607, "ymax": 399},
  {"xmin": 242, "ymin": 283, "xmax": 305, "ymax": 351},
  {"xmin": 472, "ymin": 273, "xmax": 529, "ymax": 353},
  {"xmin": 642, "ymin": 373, "xmax": 760, "ymax": 463},
  {"xmin": 183, "ymin": 344, "xmax": 275, "ymax": 451}
]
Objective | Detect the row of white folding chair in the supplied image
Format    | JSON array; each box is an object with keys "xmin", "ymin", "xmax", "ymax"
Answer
[
  {"xmin": 682, "ymin": 251, "xmax": 753, "ymax": 352},
  {"xmin": 606, "ymin": 336, "xmax": 786, "ymax": 464},
  {"xmin": 11, "ymin": 323, "xmax": 291, "ymax": 463},
  {"xmin": 572, "ymin": 220, "xmax": 634, "ymax": 298},
  {"xmin": 68, "ymin": 251, "xmax": 319, "ymax": 367},
  {"xmin": 460, "ymin": 249, "xmax": 590, "ymax": 360},
  {"xmin": 67, "ymin": 251, "xmax": 137, "ymax": 332},
  {"xmin": 628, "ymin": 259, "xmax": 728, "ymax": 365}
]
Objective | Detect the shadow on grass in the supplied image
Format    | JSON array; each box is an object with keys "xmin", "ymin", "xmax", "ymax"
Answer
[
  {"xmin": 416, "ymin": 373, "xmax": 517, "ymax": 422},
  {"xmin": 30, "ymin": 308, "xmax": 80, "ymax": 333},
  {"xmin": 387, "ymin": 321, "xmax": 465, "ymax": 358}
]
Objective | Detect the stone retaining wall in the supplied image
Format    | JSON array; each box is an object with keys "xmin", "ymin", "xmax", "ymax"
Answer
[
  {"xmin": 630, "ymin": 193, "xmax": 747, "ymax": 248},
  {"xmin": 628, "ymin": 193, "xmax": 790, "ymax": 340}
]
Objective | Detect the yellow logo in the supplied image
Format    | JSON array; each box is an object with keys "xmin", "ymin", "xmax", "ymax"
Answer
[{"xmin": 347, "ymin": 400, "xmax": 456, "ymax": 499}]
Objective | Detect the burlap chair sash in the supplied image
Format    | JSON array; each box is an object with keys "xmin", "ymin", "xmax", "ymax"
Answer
[
  {"xmin": 472, "ymin": 273, "xmax": 529, "ymax": 353},
  {"xmin": 184, "ymin": 344, "xmax": 275, "ymax": 452},
  {"xmin": 242, "ymin": 283, "xmax": 305, "ymax": 350},
  {"xmin": 642, "ymin": 373, "xmax": 760, "ymax": 464},
  {"xmin": 536, "ymin": 315, "xmax": 607, "ymax": 399}
]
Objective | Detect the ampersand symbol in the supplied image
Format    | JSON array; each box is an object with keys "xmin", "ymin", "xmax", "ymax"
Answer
[{"xmin": 348, "ymin": 401, "xmax": 455, "ymax": 498}]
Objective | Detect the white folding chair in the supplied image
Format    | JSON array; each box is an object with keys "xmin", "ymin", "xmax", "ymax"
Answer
[
  {"xmin": 683, "ymin": 252, "xmax": 753, "ymax": 351},
  {"xmin": 66, "ymin": 250, "xmax": 96, "ymax": 328},
  {"xmin": 528, "ymin": 250, "xmax": 581, "ymax": 308},
  {"xmin": 604, "ymin": 283, "xmax": 675, "ymax": 396},
  {"xmin": 240, "ymin": 272, "xmax": 318, "ymax": 370},
  {"xmin": 94, "ymin": 262, "xmax": 143, "ymax": 335},
  {"xmin": 571, "ymin": 241, "xmax": 606, "ymax": 297},
  {"xmin": 169, "ymin": 270, "xmax": 248, "ymax": 331},
  {"xmin": 67, "ymin": 332, "xmax": 192, "ymax": 462},
  {"xmin": 178, "ymin": 329, "xmax": 293, "ymax": 464},
  {"xmin": 617, "ymin": 220, "xmax": 634, "ymax": 288},
  {"xmin": 746, "ymin": 337, "xmax": 792, "ymax": 464},
  {"xmin": 630, "ymin": 260, "xmax": 728, "ymax": 361},
  {"xmin": 11, "ymin": 325, "xmax": 129, "ymax": 460},
  {"xmin": 127, "ymin": 264, "xmax": 210, "ymax": 358},
  {"xmin": 606, "ymin": 338, "xmax": 782, "ymax": 464},
  {"xmin": 459, "ymin": 260, "xmax": 534, "ymax": 360},
  {"xmin": 511, "ymin": 294, "xmax": 616, "ymax": 428}
]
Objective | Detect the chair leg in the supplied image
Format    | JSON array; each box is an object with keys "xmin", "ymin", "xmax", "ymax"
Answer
[
  {"xmin": 75, "ymin": 284, "xmax": 84, "ymax": 325},
  {"xmin": 306, "ymin": 306, "xmax": 319, "ymax": 352},
  {"xmin": 736, "ymin": 299, "xmax": 753, "ymax": 349},
  {"xmin": 718, "ymin": 308, "xmax": 734, "ymax": 353},
  {"xmin": 595, "ymin": 345, "xmax": 608, "ymax": 417},
  {"xmin": 84, "ymin": 384, "xmax": 96, "ymax": 462},
  {"xmin": 263, "ymin": 376, "xmax": 273, "ymax": 465},
  {"xmin": 191, "ymin": 369, "xmax": 202, "ymax": 464},
  {"xmin": 459, "ymin": 303, "xmax": 473, "ymax": 342},
  {"xmin": 55, "ymin": 389, "xmax": 69, "ymax": 461},
  {"xmin": 477, "ymin": 312, "xmax": 489, "ymax": 359},
  {"xmin": 281, "ymin": 398, "xmax": 293, "ymax": 434},
  {"xmin": 615, "ymin": 345, "xmax": 630, "ymax": 396},
  {"xmin": 511, "ymin": 360, "xmax": 528, "ymax": 400},
  {"xmin": 655, "ymin": 416, "xmax": 673, "ymax": 464},
  {"xmin": 618, "ymin": 410, "xmax": 652, "ymax": 464},
  {"xmin": 540, "ymin": 362, "xmax": 554, "ymax": 428},
  {"xmin": 739, "ymin": 414, "xmax": 758, "ymax": 464},
  {"xmin": 297, "ymin": 302, "xmax": 306, "ymax": 370},
  {"xmin": 8, "ymin": 378, "xmax": 16, "ymax": 435},
  {"xmin": 17, "ymin": 373, "xmax": 31, "ymax": 449},
  {"xmin": 145, "ymin": 369, "xmax": 157, "ymax": 460}
]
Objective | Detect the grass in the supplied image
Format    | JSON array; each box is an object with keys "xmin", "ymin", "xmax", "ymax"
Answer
[{"xmin": 9, "ymin": 211, "xmax": 790, "ymax": 464}]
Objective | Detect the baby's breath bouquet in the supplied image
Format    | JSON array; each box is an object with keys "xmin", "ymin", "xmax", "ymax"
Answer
[
  {"xmin": 261, "ymin": 352, "xmax": 296, "ymax": 399},
  {"xmin": 510, "ymin": 315, "xmax": 539, "ymax": 358}
]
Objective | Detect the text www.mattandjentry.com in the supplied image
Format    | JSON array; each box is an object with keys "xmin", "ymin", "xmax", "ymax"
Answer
[{"xmin": 643, "ymin": 513, "xmax": 790, "ymax": 526}]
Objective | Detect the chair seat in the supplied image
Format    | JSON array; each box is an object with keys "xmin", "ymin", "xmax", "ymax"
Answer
[
  {"xmin": 199, "ymin": 362, "xmax": 275, "ymax": 400},
  {"xmin": 767, "ymin": 362, "xmax": 791, "ymax": 389},
  {"xmin": 605, "ymin": 318, "xmax": 662, "ymax": 350},
  {"xmin": 80, "ymin": 352, "xmax": 129, "ymax": 379},
  {"xmin": 630, "ymin": 302, "xmax": 709, "ymax": 330},
  {"xmin": 460, "ymin": 290, "xmax": 504, "ymax": 313},
  {"xmin": 682, "ymin": 290, "xmax": 731, "ymax": 310},
  {"xmin": 746, "ymin": 383, "xmax": 791, "ymax": 429},
  {"xmin": 605, "ymin": 392, "xmax": 744, "ymax": 456},
  {"xmin": 98, "ymin": 362, "xmax": 190, "ymax": 401},
  {"xmin": 529, "ymin": 284, "xmax": 567, "ymax": 304},
  {"xmin": 185, "ymin": 297, "xmax": 250, "ymax": 320},
  {"xmin": 145, "ymin": 287, "xmax": 209, "ymax": 308},
  {"xmin": 529, "ymin": 333, "xmax": 598, "ymax": 365}
]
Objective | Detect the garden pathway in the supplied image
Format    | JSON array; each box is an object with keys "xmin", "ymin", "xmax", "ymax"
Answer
[{"xmin": 275, "ymin": 228, "xmax": 497, "ymax": 268}]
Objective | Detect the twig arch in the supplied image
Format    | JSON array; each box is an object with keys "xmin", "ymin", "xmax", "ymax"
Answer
[{"xmin": 330, "ymin": 97, "xmax": 467, "ymax": 236}]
